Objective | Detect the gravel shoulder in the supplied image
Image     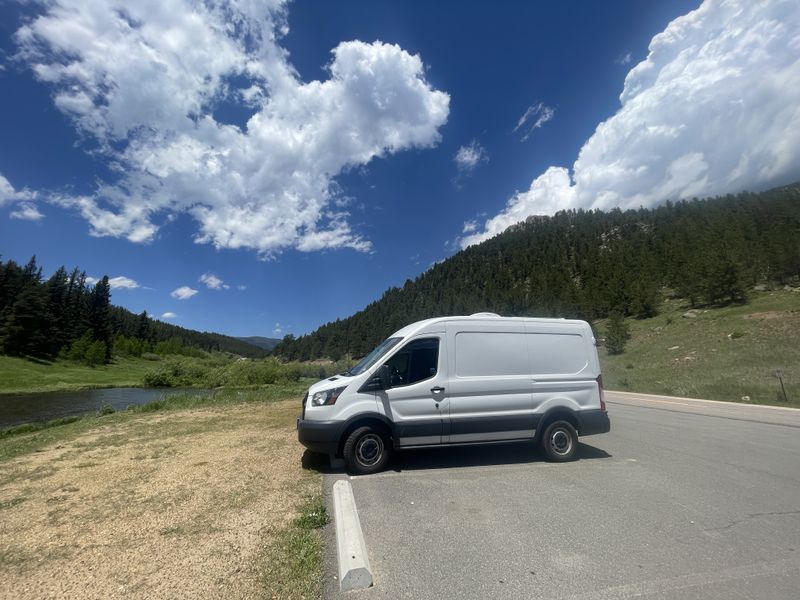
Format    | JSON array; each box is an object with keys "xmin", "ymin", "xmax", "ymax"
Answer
[{"xmin": 0, "ymin": 399, "xmax": 318, "ymax": 599}]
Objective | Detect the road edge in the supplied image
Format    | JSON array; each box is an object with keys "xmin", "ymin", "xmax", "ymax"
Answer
[{"xmin": 608, "ymin": 389, "xmax": 800, "ymax": 412}]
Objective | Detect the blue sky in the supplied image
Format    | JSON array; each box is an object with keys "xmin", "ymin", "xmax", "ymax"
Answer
[{"xmin": 1, "ymin": 0, "xmax": 798, "ymax": 338}]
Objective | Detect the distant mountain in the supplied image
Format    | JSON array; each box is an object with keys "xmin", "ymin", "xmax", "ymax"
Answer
[
  {"xmin": 236, "ymin": 336, "xmax": 282, "ymax": 351},
  {"xmin": 274, "ymin": 183, "xmax": 800, "ymax": 361}
]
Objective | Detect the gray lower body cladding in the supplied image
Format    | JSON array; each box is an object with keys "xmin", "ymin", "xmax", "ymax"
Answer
[
  {"xmin": 297, "ymin": 418, "xmax": 341, "ymax": 454},
  {"xmin": 297, "ymin": 409, "xmax": 610, "ymax": 454},
  {"xmin": 576, "ymin": 409, "xmax": 611, "ymax": 436}
]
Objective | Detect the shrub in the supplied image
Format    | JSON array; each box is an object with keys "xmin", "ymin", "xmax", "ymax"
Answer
[
  {"xmin": 65, "ymin": 333, "xmax": 93, "ymax": 362},
  {"xmin": 141, "ymin": 352, "xmax": 162, "ymax": 361},
  {"xmin": 113, "ymin": 335, "xmax": 146, "ymax": 357},
  {"xmin": 65, "ymin": 334, "xmax": 107, "ymax": 366},
  {"xmin": 154, "ymin": 337, "xmax": 206, "ymax": 358},
  {"xmin": 605, "ymin": 312, "xmax": 631, "ymax": 355},
  {"xmin": 143, "ymin": 368, "xmax": 174, "ymax": 387},
  {"xmin": 85, "ymin": 341, "xmax": 107, "ymax": 367}
]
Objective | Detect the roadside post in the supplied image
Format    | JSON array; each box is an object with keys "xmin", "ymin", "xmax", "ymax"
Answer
[{"xmin": 773, "ymin": 369, "xmax": 789, "ymax": 402}]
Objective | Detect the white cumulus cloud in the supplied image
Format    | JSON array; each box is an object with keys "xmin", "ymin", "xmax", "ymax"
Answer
[
  {"xmin": 171, "ymin": 286, "xmax": 198, "ymax": 300},
  {"xmin": 161, "ymin": 312, "xmax": 178, "ymax": 319},
  {"xmin": 199, "ymin": 272, "xmax": 229, "ymax": 290},
  {"xmin": 10, "ymin": 202, "xmax": 44, "ymax": 221},
  {"xmin": 462, "ymin": 220, "xmax": 478, "ymax": 234},
  {"xmin": 108, "ymin": 276, "xmax": 140, "ymax": 289},
  {"xmin": 463, "ymin": 0, "xmax": 800, "ymax": 248},
  {"xmin": 454, "ymin": 141, "xmax": 488, "ymax": 173},
  {"xmin": 14, "ymin": 0, "xmax": 449, "ymax": 257},
  {"xmin": 513, "ymin": 102, "xmax": 555, "ymax": 141},
  {"xmin": 616, "ymin": 52, "xmax": 632, "ymax": 65},
  {"xmin": 84, "ymin": 275, "xmax": 140, "ymax": 289},
  {"xmin": 1, "ymin": 173, "xmax": 40, "ymax": 220}
]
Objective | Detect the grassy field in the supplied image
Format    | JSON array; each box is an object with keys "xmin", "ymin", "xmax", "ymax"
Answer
[
  {"xmin": 600, "ymin": 289, "xmax": 800, "ymax": 407},
  {"xmin": 0, "ymin": 353, "xmax": 348, "ymax": 396},
  {"xmin": 0, "ymin": 355, "xmax": 158, "ymax": 395},
  {"xmin": 0, "ymin": 385, "xmax": 326, "ymax": 599}
]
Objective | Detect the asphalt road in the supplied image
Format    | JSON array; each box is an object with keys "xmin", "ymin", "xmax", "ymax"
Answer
[{"xmin": 321, "ymin": 392, "xmax": 800, "ymax": 599}]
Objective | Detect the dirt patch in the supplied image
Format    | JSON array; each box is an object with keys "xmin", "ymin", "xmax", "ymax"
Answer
[
  {"xmin": 0, "ymin": 400, "xmax": 316, "ymax": 599},
  {"xmin": 742, "ymin": 310, "xmax": 789, "ymax": 320}
]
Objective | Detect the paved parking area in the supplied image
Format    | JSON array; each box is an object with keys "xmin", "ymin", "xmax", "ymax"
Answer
[{"xmin": 322, "ymin": 394, "xmax": 800, "ymax": 599}]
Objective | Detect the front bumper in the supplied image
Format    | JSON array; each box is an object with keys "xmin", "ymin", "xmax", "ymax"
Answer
[
  {"xmin": 297, "ymin": 417, "xmax": 341, "ymax": 455},
  {"xmin": 577, "ymin": 409, "xmax": 611, "ymax": 436}
]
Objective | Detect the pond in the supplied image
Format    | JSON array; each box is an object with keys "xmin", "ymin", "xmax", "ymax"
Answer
[{"xmin": 0, "ymin": 387, "xmax": 213, "ymax": 428}]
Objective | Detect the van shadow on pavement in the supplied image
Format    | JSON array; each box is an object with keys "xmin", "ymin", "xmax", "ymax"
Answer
[
  {"xmin": 386, "ymin": 441, "xmax": 612, "ymax": 472},
  {"xmin": 301, "ymin": 441, "xmax": 612, "ymax": 474}
]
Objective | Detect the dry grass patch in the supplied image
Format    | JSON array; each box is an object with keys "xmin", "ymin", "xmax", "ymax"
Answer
[{"xmin": 0, "ymin": 398, "xmax": 322, "ymax": 599}]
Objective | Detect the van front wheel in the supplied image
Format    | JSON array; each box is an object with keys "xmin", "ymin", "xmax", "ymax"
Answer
[
  {"xmin": 541, "ymin": 421, "xmax": 578, "ymax": 462},
  {"xmin": 343, "ymin": 426, "xmax": 390, "ymax": 474}
]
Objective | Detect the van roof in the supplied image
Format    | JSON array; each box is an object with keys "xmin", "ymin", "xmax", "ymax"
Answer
[{"xmin": 391, "ymin": 315, "xmax": 591, "ymax": 338}]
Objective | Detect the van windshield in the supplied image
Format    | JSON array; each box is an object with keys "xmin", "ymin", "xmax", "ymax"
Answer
[{"xmin": 344, "ymin": 337, "xmax": 403, "ymax": 376}]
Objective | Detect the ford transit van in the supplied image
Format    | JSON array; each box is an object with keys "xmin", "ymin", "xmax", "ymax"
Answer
[{"xmin": 297, "ymin": 313, "xmax": 610, "ymax": 474}]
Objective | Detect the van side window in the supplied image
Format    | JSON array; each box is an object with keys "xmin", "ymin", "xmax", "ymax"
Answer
[{"xmin": 384, "ymin": 338, "xmax": 439, "ymax": 387}]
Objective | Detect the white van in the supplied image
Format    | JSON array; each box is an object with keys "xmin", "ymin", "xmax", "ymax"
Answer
[{"xmin": 297, "ymin": 314, "xmax": 610, "ymax": 474}]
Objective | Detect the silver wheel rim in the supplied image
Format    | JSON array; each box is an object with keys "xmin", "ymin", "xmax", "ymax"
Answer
[
  {"xmin": 550, "ymin": 427, "xmax": 573, "ymax": 456},
  {"xmin": 356, "ymin": 433, "xmax": 383, "ymax": 467}
]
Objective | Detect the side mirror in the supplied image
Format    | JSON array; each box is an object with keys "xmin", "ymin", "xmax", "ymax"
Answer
[
  {"xmin": 377, "ymin": 364, "xmax": 392, "ymax": 390},
  {"xmin": 362, "ymin": 364, "xmax": 392, "ymax": 392}
]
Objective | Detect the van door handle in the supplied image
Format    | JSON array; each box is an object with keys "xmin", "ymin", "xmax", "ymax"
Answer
[{"xmin": 431, "ymin": 386, "xmax": 445, "ymax": 393}]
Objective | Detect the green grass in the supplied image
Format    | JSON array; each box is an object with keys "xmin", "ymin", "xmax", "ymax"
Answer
[
  {"xmin": 0, "ymin": 352, "xmax": 351, "ymax": 396},
  {"xmin": 0, "ymin": 381, "xmax": 310, "ymax": 463},
  {"xmin": 600, "ymin": 289, "xmax": 800, "ymax": 407},
  {"xmin": 0, "ymin": 355, "xmax": 158, "ymax": 395},
  {"xmin": 259, "ymin": 494, "xmax": 329, "ymax": 599}
]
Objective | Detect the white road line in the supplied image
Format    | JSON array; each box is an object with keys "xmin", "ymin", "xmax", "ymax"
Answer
[
  {"xmin": 608, "ymin": 390, "xmax": 800, "ymax": 412},
  {"xmin": 615, "ymin": 398, "xmax": 692, "ymax": 406}
]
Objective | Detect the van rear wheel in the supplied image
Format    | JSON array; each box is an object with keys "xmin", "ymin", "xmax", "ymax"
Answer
[
  {"xmin": 343, "ymin": 426, "xmax": 390, "ymax": 474},
  {"xmin": 541, "ymin": 421, "xmax": 578, "ymax": 462}
]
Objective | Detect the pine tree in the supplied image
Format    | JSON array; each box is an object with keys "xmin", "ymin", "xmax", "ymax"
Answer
[
  {"xmin": 89, "ymin": 276, "xmax": 112, "ymax": 361},
  {"xmin": 605, "ymin": 312, "xmax": 631, "ymax": 355},
  {"xmin": 0, "ymin": 284, "xmax": 51, "ymax": 357},
  {"xmin": 136, "ymin": 310, "xmax": 151, "ymax": 341}
]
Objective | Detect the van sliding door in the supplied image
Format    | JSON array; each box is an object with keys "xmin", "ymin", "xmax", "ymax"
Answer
[{"xmin": 445, "ymin": 322, "xmax": 536, "ymax": 443}]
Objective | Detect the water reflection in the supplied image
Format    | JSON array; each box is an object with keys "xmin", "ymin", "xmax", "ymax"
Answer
[{"xmin": 0, "ymin": 387, "xmax": 212, "ymax": 427}]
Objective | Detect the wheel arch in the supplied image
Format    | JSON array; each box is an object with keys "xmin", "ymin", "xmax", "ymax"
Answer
[
  {"xmin": 535, "ymin": 406, "xmax": 581, "ymax": 442},
  {"xmin": 336, "ymin": 413, "xmax": 395, "ymax": 456}
]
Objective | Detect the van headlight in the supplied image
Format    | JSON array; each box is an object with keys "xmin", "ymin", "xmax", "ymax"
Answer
[{"xmin": 311, "ymin": 386, "xmax": 346, "ymax": 407}]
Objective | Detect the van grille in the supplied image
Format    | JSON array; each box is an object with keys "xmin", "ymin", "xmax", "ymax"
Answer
[{"xmin": 301, "ymin": 391, "xmax": 308, "ymax": 419}]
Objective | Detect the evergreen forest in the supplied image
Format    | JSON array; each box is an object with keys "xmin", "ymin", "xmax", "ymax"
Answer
[
  {"xmin": 275, "ymin": 184, "xmax": 800, "ymax": 361},
  {"xmin": 0, "ymin": 258, "xmax": 267, "ymax": 362}
]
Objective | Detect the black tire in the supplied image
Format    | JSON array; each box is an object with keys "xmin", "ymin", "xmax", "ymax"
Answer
[
  {"xmin": 540, "ymin": 420, "xmax": 578, "ymax": 462},
  {"xmin": 342, "ymin": 426, "xmax": 390, "ymax": 474}
]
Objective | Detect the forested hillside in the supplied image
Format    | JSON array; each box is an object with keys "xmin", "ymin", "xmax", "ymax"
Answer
[
  {"xmin": 275, "ymin": 184, "xmax": 800, "ymax": 360},
  {"xmin": 0, "ymin": 257, "xmax": 267, "ymax": 361},
  {"xmin": 236, "ymin": 336, "xmax": 282, "ymax": 351}
]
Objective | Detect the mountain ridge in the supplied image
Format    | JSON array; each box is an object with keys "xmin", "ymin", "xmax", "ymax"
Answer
[
  {"xmin": 235, "ymin": 336, "xmax": 281, "ymax": 351},
  {"xmin": 274, "ymin": 183, "xmax": 800, "ymax": 361}
]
